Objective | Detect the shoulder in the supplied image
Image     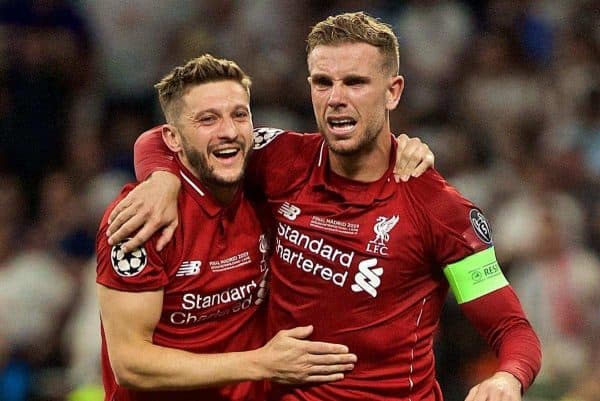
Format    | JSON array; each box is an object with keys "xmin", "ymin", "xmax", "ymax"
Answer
[
  {"xmin": 401, "ymin": 168, "xmax": 463, "ymax": 202},
  {"xmin": 247, "ymin": 128, "xmax": 323, "ymax": 194},
  {"xmin": 400, "ymin": 169, "xmax": 489, "ymax": 240},
  {"xmin": 96, "ymin": 183, "xmax": 164, "ymax": 255},
  {"xmin": 98, "ymin": 183, "xmax": 137, "ymax": 230},
  {"xmin": 96, "ymin": 183, "xmax": 170, "ymax": 290},
  {"xmin": 253, "ymin": 127, "xmax": 321, "ymax": 151}
]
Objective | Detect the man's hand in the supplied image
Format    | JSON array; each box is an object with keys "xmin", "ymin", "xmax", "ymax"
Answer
[
  {"xmin": 255, "ymin": 325, "xmax": 357, "ymax": 384},
  {"xmin": 107, "ymin": 171, "xmax": 181, "ymax": 252},
  {"xmin": 394, "ymin": 134, "xmax": 435, "ymax": 182},
  {"xmin": 465, "ymin": 371, "xmax": 522, "ymax": 401}
]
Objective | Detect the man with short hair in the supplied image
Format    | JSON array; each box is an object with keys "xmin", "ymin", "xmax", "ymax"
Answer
[
  {"xmin": 96, "ymin": 54, "xmax": 359, "ymax": 401},
  {"xmin": 108, "ymin": 12, "xmax": 541, "ymax": 401}
]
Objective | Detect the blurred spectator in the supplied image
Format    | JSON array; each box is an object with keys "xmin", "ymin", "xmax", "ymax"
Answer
[
  {"xmin": 508, "ymin": 193, "xmax": 600, "ymax": 398},
  {"xmin": 61, "ymin": 172, "xmax": 129, "ymax": 398},
  {"xmin": 0, "ymin": 1, "xmax": 598, "ymax": 400},
  {"xmin": 80, "ymin": 0, "xmax": 198, "ymax": 113},
  {"xmin": 0, "ymin": 0, "xmax": 91, "ymax": 219},
  {"xmin": 393, "ymin": 0, "xmax": 475, "ymax": 118}
]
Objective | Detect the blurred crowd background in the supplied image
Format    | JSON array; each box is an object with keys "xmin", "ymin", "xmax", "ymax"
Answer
[{"xmin": 0, "ymin": 0, "xmax": 598, "ymax": 400}]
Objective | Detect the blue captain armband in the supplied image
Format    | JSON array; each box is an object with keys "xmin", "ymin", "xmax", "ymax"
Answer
[{"xmin": 443, "ymin": 247, "xmax": 509, "ymax": 304}]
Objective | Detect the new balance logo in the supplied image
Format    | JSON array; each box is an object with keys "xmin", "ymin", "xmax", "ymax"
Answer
[
  {"xmin": 278, "ymin": 202, "xmax": 301, "ymax": 221},
  {"xmin": 176, "ymin": 261, "xmax": 202, "ymax": 277},
  {"xmin": 351, "ymin": 258, "xmax": 383, "ymax": 298}
]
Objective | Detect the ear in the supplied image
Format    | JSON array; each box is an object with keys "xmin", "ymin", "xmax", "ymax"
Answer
[
  {"xmin": 162, "ymin": 124, "xmax": 182, "ymax": 152},
  {"xmin": 386, "ymin": 75, "xmax": 404, "ymax": 111}
]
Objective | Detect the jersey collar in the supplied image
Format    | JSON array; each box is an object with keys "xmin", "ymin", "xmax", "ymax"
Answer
[
  {"xmin": 310, "ymin": 135, "xmax": 397, "ymax": 206},
  {"xmin": 175, "ymin": 157, "xmax": 242, "ymax": 217}
]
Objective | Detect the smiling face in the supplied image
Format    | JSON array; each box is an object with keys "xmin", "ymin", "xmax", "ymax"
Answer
[
  {"xmin": 167, "ymin": 80, "xmax": 253, "ymax": 189},
  {"xmin": 307, "ymin": 42, "xmax": 404, "ymax": 157}
]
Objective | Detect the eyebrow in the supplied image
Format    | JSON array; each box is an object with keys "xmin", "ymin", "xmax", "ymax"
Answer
[
  {"xmin": 189, "ymin": 104, "xmax": 250, "ymax": 119},
  {"xmin": 310, "ymin": 73, "xmax": 370, "ymax": 83}
]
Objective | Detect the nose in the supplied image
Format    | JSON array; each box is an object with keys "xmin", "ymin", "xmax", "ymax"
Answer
[
  {"xmin": 219, "ymin": 117, "xmax": 237, "ymax": 140},
  {"xmin": 327, "ymin": 82, "xmax": 347, "ymax": 108}
]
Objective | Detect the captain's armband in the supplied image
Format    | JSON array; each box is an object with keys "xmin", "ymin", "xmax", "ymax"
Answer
[{"xmin": 443, "ymin": 247, "xmax": 508, "ymax": 304}]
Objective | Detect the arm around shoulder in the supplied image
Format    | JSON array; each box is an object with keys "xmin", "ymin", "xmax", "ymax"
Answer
[
  {"xmin": 106, "ymin": 172, "xmax": 181, "ymax": 252},
  {"xmin": 134, "ymin": 125, "xmax": 179, "ymax": 181}
]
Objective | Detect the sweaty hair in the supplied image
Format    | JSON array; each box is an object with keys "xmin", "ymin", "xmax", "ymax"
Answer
[
  {"xmin": 306, "ymin": 11, "xmax": 399, "ymax": 75},
  {"xmin": 155, "ymin": 54, "xmax": 252, "ymax": 123}
]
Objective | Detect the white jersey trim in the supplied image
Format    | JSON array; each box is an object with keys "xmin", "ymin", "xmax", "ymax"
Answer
[
  {"xmin": 408, "ymin": 297, "xmax": 427, "ymax": 401},
  {"xmin": 318, "ymin": 141, "xmax": 326, "ymax": 167},
  {"xmin": 180, "ymin": 170, "xmax": 205, "ymax": 196}
]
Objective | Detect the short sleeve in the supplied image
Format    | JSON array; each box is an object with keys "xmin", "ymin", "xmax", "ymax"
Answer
[
  {"xmin": 96, "ymin": 184, "xmax": 169, "ymax": 291},
  {"xmin": 245, "ymin": 128, "xmax": 322, "ymax": 199}
]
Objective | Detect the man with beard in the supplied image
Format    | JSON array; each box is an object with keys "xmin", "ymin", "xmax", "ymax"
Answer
[
  {"xmin": 105, "ymin": 12, "xmax": 539, "ymax": 401},
  {"xmin": 96, "ymin": 54, "xmax": 360, "ymax": 401}
]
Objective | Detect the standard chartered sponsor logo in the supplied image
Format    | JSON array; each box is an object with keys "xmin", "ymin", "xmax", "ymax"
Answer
[
  {"xmin": 277, "ymin": 222, "xmax": 354, "ymax": 266},
  {"xmin": 170, "ymin": 279, "xmax": 258, "ymax": 325},
  {"xmin": 255, "ymin": 269, "xmax": 269, "ymax": 305},
  {"xmin": 276, "ymin": 222, "xmax": 386, "ymax": 296},
  {"xmin": 276, "ymin": 222, "xmax": 355, "ymax": 287},
  {"xmin": 351, "ymin": 258, "xmax": 384, "ymax": 297}
]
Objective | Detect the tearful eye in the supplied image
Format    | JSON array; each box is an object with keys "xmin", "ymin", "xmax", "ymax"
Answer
[
  {"xmin": 311, "ymin": 77, "xmax": 332, "ymax": 90},
  {"xmin": 199, "ymin": 116, "xmax": 217, "ymax": 124}
]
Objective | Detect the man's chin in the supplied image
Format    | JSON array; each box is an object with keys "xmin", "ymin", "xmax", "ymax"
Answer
[
  {"xmin": 205, "ymin": 173, "xmax": 244, "ymax": 188},
  {"xmin": 326, "ymin": 139, "xmax": 361, "ymax": 156}
]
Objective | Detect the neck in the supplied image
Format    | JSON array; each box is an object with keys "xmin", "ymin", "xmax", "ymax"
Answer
[
  {"xmin": 329, "ymin": 134, "xmax": 392, "ymax": 182},
  {"xmin": 204, "ymin": 183, "xmax": 238, "ymax": 205},
  {"xmin": 179, "ymin": 155, "xmax": 239, "ymax": 205}
]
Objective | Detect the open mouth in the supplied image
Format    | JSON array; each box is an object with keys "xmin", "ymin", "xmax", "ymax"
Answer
[
  {"xmin": 212, "ymin": 147, "xmax": 241, "ymax": 160},
  {"xmin": 327, "ymin": 116, "xmax": 357, "ymax": 133}
]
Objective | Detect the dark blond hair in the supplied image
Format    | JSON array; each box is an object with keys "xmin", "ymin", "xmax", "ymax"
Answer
[
  {"xmin": 306, "ymin": 12, "xmax": 399, "ymax": 75},
  {"xmin": 155, "ymin": 54, "xmax": 252, "ymax": 122}
]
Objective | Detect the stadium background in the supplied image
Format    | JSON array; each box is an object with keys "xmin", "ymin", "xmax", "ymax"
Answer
[{"xmin": 0, "ymin": 0, "xmax": 598, "ymax": 400}]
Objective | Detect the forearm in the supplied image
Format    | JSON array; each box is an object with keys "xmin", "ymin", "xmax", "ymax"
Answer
[
  {"xmin": 495, "ymin": 319, "xmax": 542, "ymax": 390},
  {"xmin": 110, "ymin": 340, "xmax": 264, "ymax": 390},
  {"xmin": 134, "ymin": 126, "xmax": 178, "ymax": 181},
  {"xmin": 460, "ymin": 286, "xmax": 541, "ymax": 391},
  {"xmin": 98, "ymin": 286, "xmax": 266, "ymax": 391}
]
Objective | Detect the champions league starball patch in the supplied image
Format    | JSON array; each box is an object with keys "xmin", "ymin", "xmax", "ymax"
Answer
[
  {"xmin": 110, "ymin": 241, "xmax": 148, "ymax": 277},
  {"xmin": 252, "ymin": 127, "xmax": 284, "ymax": 149},
  {"xmin": 469, "ymin": 209, "xmax": 492, "ymax": 244}
]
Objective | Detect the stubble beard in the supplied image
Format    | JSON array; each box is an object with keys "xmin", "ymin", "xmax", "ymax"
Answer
[
  {"xmin": 321, "ymin": 118, "xmax": 383, "ymax": 157},
  {"xmin": 182, "ymin": 141, "xmax": 250, "ymax": 188}
]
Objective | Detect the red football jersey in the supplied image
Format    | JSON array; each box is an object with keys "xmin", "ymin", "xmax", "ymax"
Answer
[
  {"xmin": 96, "ymin": 160, "xmax": 270, "ymax": 401},
  {"xmin": 134, "ymin": 127, "xmax": 541, "ymax": 401},
  {"xmin": 246, "ymin": 129, "xmax": 537, "ymax": 401}
]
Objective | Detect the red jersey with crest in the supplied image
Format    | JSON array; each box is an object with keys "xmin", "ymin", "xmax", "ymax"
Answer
[
  {"xmin": 96, "ymin": 159, "xmax": 270, "ymax": 401},
  {"xmin": 134, "ymin": 127, "xmax": 541, "ymax": 401}
]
